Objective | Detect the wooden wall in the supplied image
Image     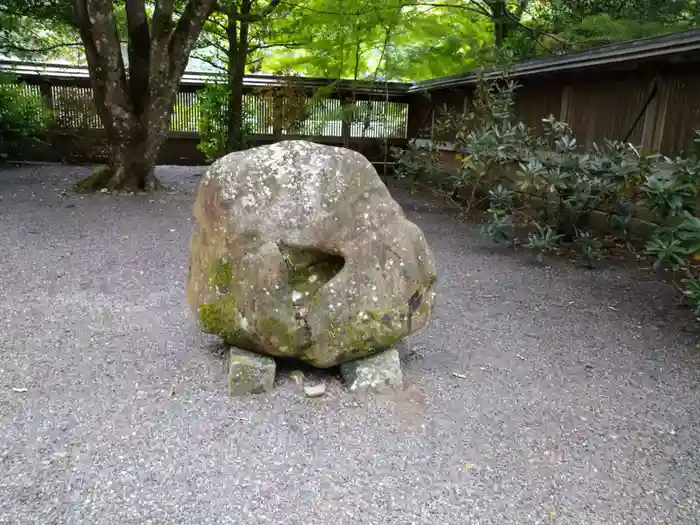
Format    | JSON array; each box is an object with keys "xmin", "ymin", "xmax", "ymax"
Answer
[{"xmin": 408, "ymin": 63, "xmax": 700, "ymax": 157}]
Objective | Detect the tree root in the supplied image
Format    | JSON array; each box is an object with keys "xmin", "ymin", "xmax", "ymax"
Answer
[
  {"xmin": 74, "ymin": 165, "xmax": 114, "ymax": 193},
  {"xmin": 74, "ymin": 165, "xmax": 163, "ymax": 193}
]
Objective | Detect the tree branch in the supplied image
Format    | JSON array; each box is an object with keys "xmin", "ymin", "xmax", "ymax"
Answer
[
  {"xmin": 502, "ymin": 9, "xmax": 572, "ymax": 49},
  {"xmin": 192, "ymin": 51, "xmax": 263, "ymax": 72},
  {"xmin": 190, "ymin": 53, "xmax": 228, "ymax": 73},
  {"xmin": 151, "ymin": 0, "xmax": 175, "ymax": 42},
  {"xmin": 277, "ymin": 0, "xmax": 487, "ymax": 19},
  {"xmin": 196, "ymin": 34, "xmax": 229, "ymax": 54},
  {"xmin": 0, "ymin": 41, "xmax": 84, "ymax": 54},
  {"xmin": 126, "ymin": 0, "xmax": 151, "ymax": 116},
  {"xmin": 371, "ymin": 26, "xmax": 392, "ymax": 83},
  {"xmin": 74, "ymin": 0, "xmax": 132, "ymax": 136},
  {"xmin": 167, "ymin": 0, "xmax": 218, "ymax": 85},
  {"xmin": 225, "ymin": 0, "xmax": 283, "ymax": 21},
  {"xmin": 206, "ymin": 14, "xmax": 229, "ymax": 32},
  {"xmin": 249, "ymin": 40, "xmax": 310, "ymax": 51},
  {"xmin": 416, "ymin": 0, "xmax": 571, "ymax": 53},
  {"xmin": 278, "ymin": 0, "xmax": 403, "ymax": 16},
  {"xmin": 248, "ymin": 55, "xmax": 264, "ymax": 67},
  {"xmin": 425, "ymin": 2, "xmax": 494, "ymax": 18},
  {"xmin": 514, "ymin": 0, "xmax": 530, "ymax": 19}
]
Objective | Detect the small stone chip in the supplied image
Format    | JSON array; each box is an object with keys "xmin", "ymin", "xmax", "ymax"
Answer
[
  {"xmin": 290, "ymin": 370, "xmax": 305, "ymax": 386},
  {"xmin": 303, "ymin": 382, "xmax": 327, "ymax": 398},
  {"xmin": 227, "ymin": 347, "xmax": 276, "ymax": 396}
]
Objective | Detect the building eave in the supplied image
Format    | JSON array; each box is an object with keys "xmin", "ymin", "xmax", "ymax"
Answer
[{"xmin": 411, "ymin": 28, "xmax": 700, "ymax": 92}]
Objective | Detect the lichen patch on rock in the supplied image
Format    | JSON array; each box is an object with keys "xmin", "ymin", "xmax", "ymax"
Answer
[{"xmin": 188, "ymin": 140, "xmax": 437, "ymax": 368}]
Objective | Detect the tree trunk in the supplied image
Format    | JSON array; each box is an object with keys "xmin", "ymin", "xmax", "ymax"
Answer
[
  {"xmin": 107, "ymin": 122, "xmax": 161, "ymax": 191},
  {"xmin": 225, "ymin": 1, "xmax": 251, "ymax": 152},
  {"xmin": 489, "ymin": 0, "xmax": 529, "ymax": 48},
  {"xmin": 491, "ymin": 1, "xmax": 507, "ymax": 48},
  {"xmin": 225, "ymin": 12, "xmax": 238, "ymax": 153},
  {"xmin": 76, "ymin": 119, "xmax": 166, "ymax": 192},
  {"xmin": 73, "ymin": 0, "xmax": 216, "ymax": 192}
]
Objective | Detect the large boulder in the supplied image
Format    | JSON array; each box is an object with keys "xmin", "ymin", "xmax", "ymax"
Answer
[{"xmin": 187, "ymin": 140, "xmax": 437, "ymax": 368}]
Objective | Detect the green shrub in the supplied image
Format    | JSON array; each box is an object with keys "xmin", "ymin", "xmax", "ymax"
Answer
[
  {"xmin": 196, "ymin": 83, "xmax": 254, "ymax": 163},
  {"xmin": 0, "ymin": 74, "xmax": 52, "ymax": 161},
  {"xmin": 392, "ymin": 141, "xmax": 450, "ymax": 191},
  {"xmin": 196, "ymin": 83, "xmax": 229, "ymax": 163},
  {"xmin": 399, "ymin": 70, "xmax": 700, "ymax": 318}
]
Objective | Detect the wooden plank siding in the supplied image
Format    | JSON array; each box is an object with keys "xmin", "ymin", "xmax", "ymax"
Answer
[
  {"xmin": 655, "ymin": 74, "xmax": 700, "ymax": 155},
  {"xmin": 513, "ymin": 81, "xmax": 563, "ymax": 134},
  {"xmin": 416, "ymin": 66, "xmax": 700, "ymax": 157},
  {"xmin": 563, "ymin": 76, "xmax": 650, "ymax": 148}
]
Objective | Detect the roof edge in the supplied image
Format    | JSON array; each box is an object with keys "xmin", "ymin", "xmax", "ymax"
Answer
[
  {"xmin": 0, "ymin": 59, "xmax": 412, "ymax": 94},
  {"xmin": 411, "ymin": 28, "xmax": 700, "ymax": 92}
]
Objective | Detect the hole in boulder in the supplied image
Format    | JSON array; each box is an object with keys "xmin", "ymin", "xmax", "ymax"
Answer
[{"xmin": 278, "ymin": 243, "xmax": 345, "ymax": 305}]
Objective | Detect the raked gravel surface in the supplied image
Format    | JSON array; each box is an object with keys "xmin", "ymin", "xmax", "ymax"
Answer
[{"xmin": 1, "ymin": 164, "xmax": 699, "ymax": 525}]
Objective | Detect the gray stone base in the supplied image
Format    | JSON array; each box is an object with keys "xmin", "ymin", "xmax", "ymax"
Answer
[
  {"xmin": 393, "ymin": 339, "xmax": 411, "ymax": 358},
  {"xmin": 227, "ymin": 347, "xmax": 276, "ymax": 396},
  {"xmin": 340, "ymin": 348, "xmax": 403, "ymax": 394}
]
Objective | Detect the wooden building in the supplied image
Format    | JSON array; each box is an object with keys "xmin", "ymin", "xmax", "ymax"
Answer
[{"xmin": 406, "ymin": 28, "xmax": 700, "ymax": 156}]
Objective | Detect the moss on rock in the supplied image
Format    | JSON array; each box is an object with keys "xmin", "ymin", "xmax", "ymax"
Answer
[
  {"xmin": 187, "ymin": 141, "xmax": 438, "ymax": 368},
  {"xmin": 198, "ymin": 298, "xmax": 251, "ymax": 348},
  {"xmin": 208, "ymin": 259, "xmax": 233, "ymax": 293},
  {"xmin": 259, "ymin": 317, "xmax": 298, "ymax": 349},
  {"xmin": 280, "ymin": 244, "xmax": 344, "ymax": 303},
  {"xmin": 311, "ymin": 308, "xmax": 404, "ymax": 366}
]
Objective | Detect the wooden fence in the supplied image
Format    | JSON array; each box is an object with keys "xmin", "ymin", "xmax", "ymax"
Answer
[{"xmin": 2, "ymin": 61, "xmax": 412, "ymax": 168}]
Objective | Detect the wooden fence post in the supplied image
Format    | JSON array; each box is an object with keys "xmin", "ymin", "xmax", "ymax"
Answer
[
  {"xmin": 272, "ymin": 93, "xmax": 283, "ymax": 135},
  {"xmin": 559, "ymin": 86, "xmax": 572, "ymax": 123},
  {"xmin": 341, "ymin": 94, "xmax": 352, "ymax": 148},
  {"xmin": 37, "ymin": 80, "xmax": 54, "ymax": 113},
  {"xmin": 642, "ymin": 77, "xmax": 669, "ymax": 152}
]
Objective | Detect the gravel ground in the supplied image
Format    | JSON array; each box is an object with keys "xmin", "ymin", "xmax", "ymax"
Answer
[{"xmin": 1, "ymin": 163, "xmax": 699, "ymax": 525}]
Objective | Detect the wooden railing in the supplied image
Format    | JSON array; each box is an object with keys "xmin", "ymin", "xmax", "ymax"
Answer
[{"xmin": 1, "ymin": 60, "xmax": 413, "ymax": 166}]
